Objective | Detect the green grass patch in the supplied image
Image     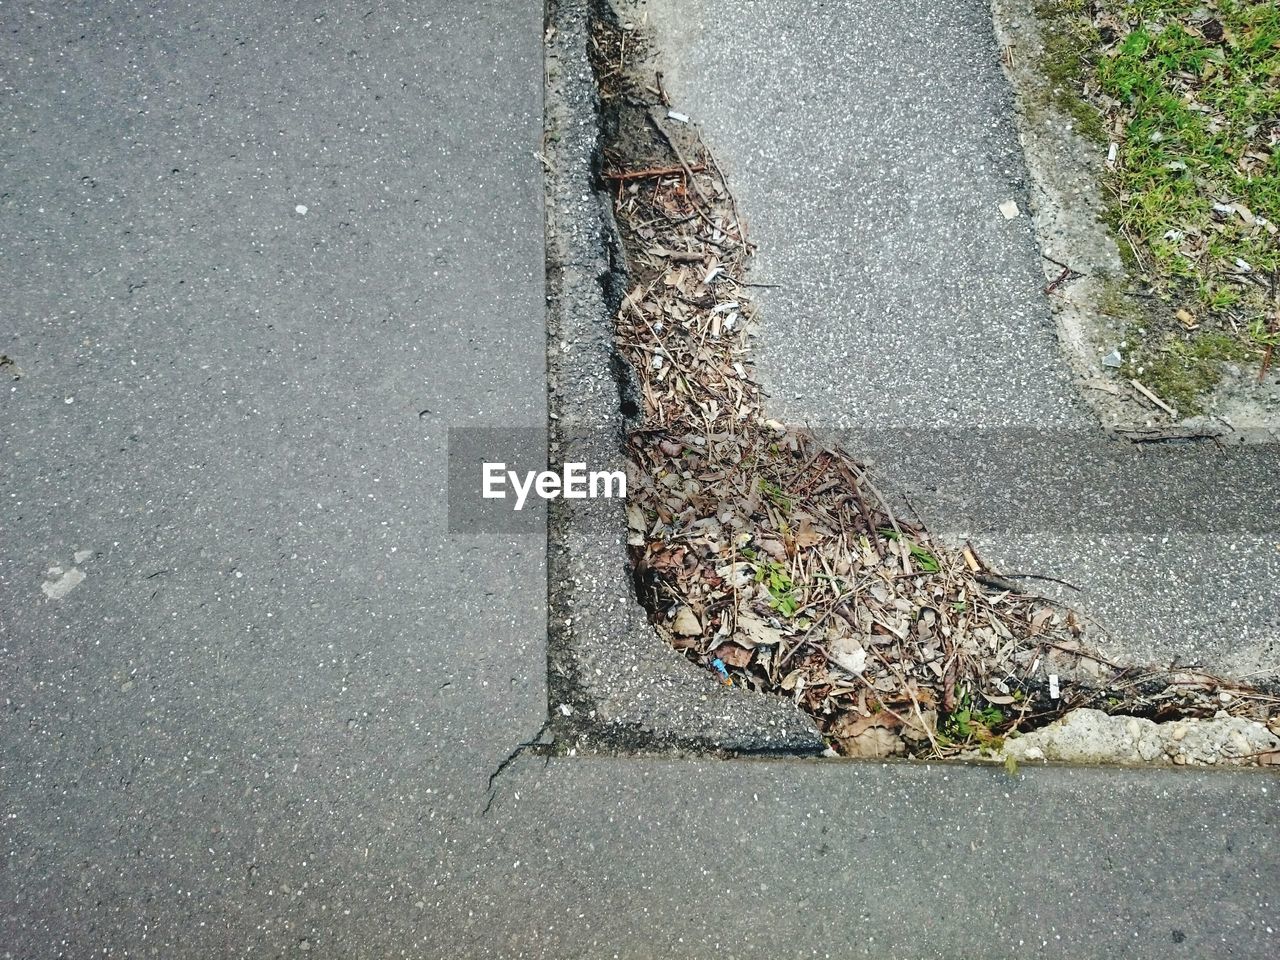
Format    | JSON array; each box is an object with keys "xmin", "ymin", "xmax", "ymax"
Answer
[
  {"xmin": 936, "ymin": 689, "xmax": 1009, "ymax": 749},
  {"xmin": 1037, "ymin": 0, "xmax": 1280, "ymax": 404},
  {"xmin": 1123, "ymin": 328, "xmax": 1251, "ymax": 414}
]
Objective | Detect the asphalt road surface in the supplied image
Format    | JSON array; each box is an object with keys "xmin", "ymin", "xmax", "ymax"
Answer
[{"xmin": 1, "ymin": 2, "xmax": 1276, "ymax": 957}]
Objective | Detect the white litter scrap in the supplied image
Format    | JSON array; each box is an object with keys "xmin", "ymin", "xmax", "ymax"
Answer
[
  {"xmin": 1049, "ymin": 674, "xmax": 1061, "ymax": 700},
  {"xmin": 999, "ymin": 199, "xmax": 1020, "ymax": 219},
  {"xmin": 1106, "ymin": 141, "xmax": 1118, "ymax": 167},
  {"xmin": 829, "ymin": 636, "xmax": 868, "ymax": 676},
  {"xmin": 666, "ymin": 109, "xmax": 690, "ymax": 124}
]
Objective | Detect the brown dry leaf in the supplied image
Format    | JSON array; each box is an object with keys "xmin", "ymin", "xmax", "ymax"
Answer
[
  {"xmin": 646, "ymin": 545, "xmax": 685, "ymax": 574},
  {"xmin": 736, "ymin": 609, "xmax": 784, "ymax": 648},
  {"xmin": 779, "ymin": 667, "xmax": 807, "ymax": 691},
  {"xmin": 794, "ymin": 518, "xmax": 824, "ymax": 548},
  {"xmin": 712, "ymin": 642, "xmax": 753, "ymax": 669},
  {"xmin": 1028, "ymin": 607, "xmax": 1054, "ymax": 637},
  {"xmin": 1230, "ymin": 202, "xmax": 1255, "ymax": 226},
  {"xmin": 671, "ymin": 606, "xmax": 702, "ymax": 636},
  {"xmin": 757, "ymin": 538, "xmax": 786, "ymax": 562},
  {"xmin": 912, "ymin": 687, "xmax": 938, "ymax": 709},
  {"xmin": 829, "ymin": 712, "xmax": 904, "ymax": 758},
  {"xmin": 900, "ymin": 708, "xmax": 937, "ymax": 743},
  {"xmin": 626, "ymin": 501, "xmax": 648, "ymax": 532}
]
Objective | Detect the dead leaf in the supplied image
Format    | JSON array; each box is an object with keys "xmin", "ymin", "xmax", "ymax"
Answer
[
  {"xmin": 794, "ymin": 518, "xmax": 823, "ymax": 548},
  {"xmin": 671, "ymin": 606, "xmax": 702, "ymax": 636},
  {"xmin": 829, "ymin": 712, "xmax": 904, "ymax": 758},
  {"xmin": 780, "ymin": 667, "xmax": 807, "ymax": 691},
  {"xmin": 757, "ymin": 537, "xmax": 786, "ymax": 562},
  {"xmin": 1029, "ymin": 607, "xmax": 1054, "ymax": 637},
  {"xmin": 736, "ymin": 609, "xmax": 783, "ymax": 648},
  {"xmin": 712, "ymin": 642, "xmax": 752, "ymax": 668},
  {"xmin": 626, "ymin": 502, "xmax": 647, "ymax": 532},
  {"xmin": 900, "ymin": 708, "xmax": 938, "ymax": 743}
]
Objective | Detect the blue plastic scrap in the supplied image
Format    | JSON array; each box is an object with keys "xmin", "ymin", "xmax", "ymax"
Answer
[{"xmin": 710, "ymin": 657, "xmax": 732, "ymax": 685}]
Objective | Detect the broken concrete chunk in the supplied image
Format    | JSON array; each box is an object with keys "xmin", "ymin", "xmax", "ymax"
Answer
[{"xmin": 1000, "ymin": 708, "xmax": 1280, "ymax": 766}]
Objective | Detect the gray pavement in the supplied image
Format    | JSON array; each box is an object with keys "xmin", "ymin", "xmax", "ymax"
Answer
[
  {"xmin": 0, "ymin": 0, "xmax": 547, "ymax": 948},
  {"xmin": 2, "ymin": 1, "xmax": 1278, "ymax": 958},
  {"xmin": 645, "ymin": 0, "xmax": 1280, "ymax": 675}
]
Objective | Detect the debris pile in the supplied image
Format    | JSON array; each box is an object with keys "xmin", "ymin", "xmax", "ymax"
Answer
[{"xmin": 591, "ymin": 12, "xmax": 1279, "ymax": 761}]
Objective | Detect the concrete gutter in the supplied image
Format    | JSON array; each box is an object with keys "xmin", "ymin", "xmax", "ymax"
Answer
[{"xmin": 542, "ymin": 0, "xmax": 823, "ymax": 755}]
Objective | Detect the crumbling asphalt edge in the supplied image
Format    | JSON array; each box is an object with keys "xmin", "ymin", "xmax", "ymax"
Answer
[{"xmin": 541, "ymin": 0, "xmax": 824, "ymax": 756}]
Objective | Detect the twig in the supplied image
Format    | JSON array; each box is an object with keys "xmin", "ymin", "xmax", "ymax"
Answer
[
  {"xmin": 655, "ymin": 70, "xmax": 670, "ymax": 107},
  {"xmin": 1043, "ymin": 266, "xmax": 1082, "ymax": 294},
  {"xmin": 698, "ymin": 130, "xmax": 748, "ymax": 247},
  {"xmin": 603, "ymin": 164, "xmax": 707, "ymax": 181},
  {"xmin": 975, "ymin": 571, "xmax": 1023, "ymax": 594},
  {"xmin": 646, "ymin": 109, "xmax": 709, "ymax": 206},
  {"xmin": 1130, "ymin": 378, "xmax": 1178, "ymax": 417},
  {"xmin": 999, "ymin": 571, "xmax": 1083, "ymax": 592}
]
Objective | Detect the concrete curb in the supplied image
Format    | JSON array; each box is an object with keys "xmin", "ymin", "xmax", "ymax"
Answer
[{"xmin": 542, "ymin": 0, "xmax": 823, "ymax": 755}]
